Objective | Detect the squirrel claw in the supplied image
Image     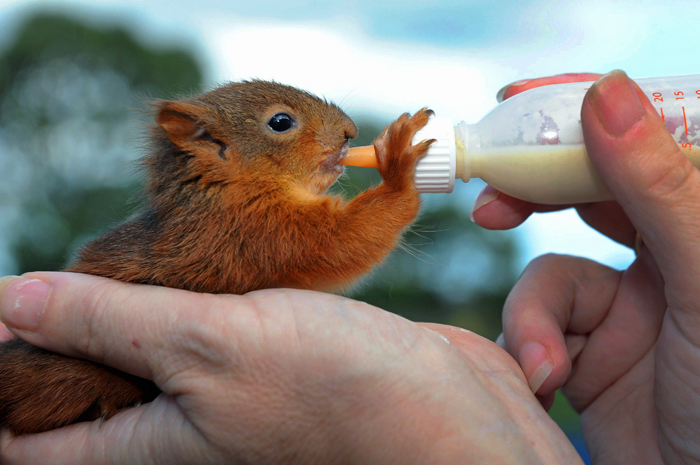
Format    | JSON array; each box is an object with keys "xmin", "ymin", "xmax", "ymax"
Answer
[{"xmin": 374, "ymin": 108, "xmax": 435, "ymax": 190}]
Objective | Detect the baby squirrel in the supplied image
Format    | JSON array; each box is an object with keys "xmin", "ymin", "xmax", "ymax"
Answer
[{"xmin": 0, "ymin": 80, "xmax": 434, "ymax": 435}]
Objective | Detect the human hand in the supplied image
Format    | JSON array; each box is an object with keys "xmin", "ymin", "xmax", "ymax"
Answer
[
  {"xmin": 0, "ymin": 272, "xmax": 581, "ymax": 464},
  {"xmin": 0, "ymin": 321, "xmax": 12, "ymax": 342},
  {"xmin": 478, "ymin": 70, "xmax": 700, "ymax": 464}
]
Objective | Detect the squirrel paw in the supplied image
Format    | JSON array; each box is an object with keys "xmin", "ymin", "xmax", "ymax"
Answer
[{"xmin": 374, "ymin": 108, "xmax": 435, "ymax": 190}]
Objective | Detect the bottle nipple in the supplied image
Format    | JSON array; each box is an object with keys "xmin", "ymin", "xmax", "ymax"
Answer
[{"xmin": 341, "ymin": 146, "xmax": 378, "ymax": 169}]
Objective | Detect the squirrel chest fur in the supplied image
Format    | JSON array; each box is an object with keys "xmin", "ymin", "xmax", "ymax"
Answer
[{"xmin": 0, "ymin": 80, "xmax": 434, "ymax": 434}]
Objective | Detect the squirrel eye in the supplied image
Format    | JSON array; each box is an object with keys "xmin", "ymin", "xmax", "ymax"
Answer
[{"xmin": 267, "ymin": 113, "xmax": 295, "ymax": 133}]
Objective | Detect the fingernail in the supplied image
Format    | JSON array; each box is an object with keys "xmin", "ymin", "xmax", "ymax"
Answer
[
  {"xmin": 588, "ymin": 70, "xmax": 646, "ymax": 136},
  {"xmin": 496, "ymin": 79, "xmax": 530, "ymax": 103},
  {"xmin": 519, "ymin": 342, "xmax": 553, "ymax": 394},
  {"xmin": 469, "ymin": 186, "xmax": 499, "ymax": 222},
  {"xmin": 0, "ymin": 276, "xmax": 51, "ymax": 332}
]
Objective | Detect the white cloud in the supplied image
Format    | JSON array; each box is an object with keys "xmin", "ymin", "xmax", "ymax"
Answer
[{"xmin": 204, "ymin": 20, "xmax": 502, "ymax": 123}]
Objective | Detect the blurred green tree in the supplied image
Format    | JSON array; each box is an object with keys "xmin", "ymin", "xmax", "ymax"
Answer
[{"xmin": 0, "ymin": 12, "xmax": 203, "ymax": 273}]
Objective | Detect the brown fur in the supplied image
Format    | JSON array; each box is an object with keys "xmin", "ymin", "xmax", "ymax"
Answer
[{"xmin": 0, "ymin": 80, "xmax": 434, "ymax": 434}]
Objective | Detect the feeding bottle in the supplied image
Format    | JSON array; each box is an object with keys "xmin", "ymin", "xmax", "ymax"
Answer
[{"xmin": 342, "ymin": 74, "xmax": 700, "ymax": 204}]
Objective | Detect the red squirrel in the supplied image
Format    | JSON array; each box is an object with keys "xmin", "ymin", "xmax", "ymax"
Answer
[{"xmin": 0, "ymin": 80, "xmax": 434, "ymax": 435}]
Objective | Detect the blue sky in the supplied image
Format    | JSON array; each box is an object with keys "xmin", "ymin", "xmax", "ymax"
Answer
[{"xmin": 1, "ymin": 0, "xmax": 698, "ymax": 271}]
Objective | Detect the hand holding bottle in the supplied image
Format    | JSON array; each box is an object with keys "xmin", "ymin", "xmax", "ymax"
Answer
[{"xmin": 478, "ymin": 70, "xmax": 700, "ymax": 464}]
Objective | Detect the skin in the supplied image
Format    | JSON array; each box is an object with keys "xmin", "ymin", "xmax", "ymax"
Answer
[
  {"xmin": 473, "ymin": 70, "xmax": 700, "ymax": 464},
  {"xmin": 0, "ymin": 273, "xmax": 580, "ymax": 464}
]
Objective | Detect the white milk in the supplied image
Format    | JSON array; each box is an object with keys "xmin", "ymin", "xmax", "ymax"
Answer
[
  {"xmin": 467, "ymin": 145, "xmax": 608, "ymax": 204},
  {"xmin": 463, "ymin": 144, "xmax": 700, "ymax": 205}
]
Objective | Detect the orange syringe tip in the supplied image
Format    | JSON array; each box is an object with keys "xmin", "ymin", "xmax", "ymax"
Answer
[{"xmin": 341, "ymin": 146, "xmax": 378, "ymax": 169}]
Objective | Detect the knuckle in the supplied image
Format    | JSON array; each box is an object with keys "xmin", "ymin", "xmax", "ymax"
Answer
[
  {"xmin": 523, "ymin": 253, "xmax": 600, "ymax": 283},
  {"xmin": 640, "ymin": 154, "xmax": 697, "ymax": 202},
  {"xmin": 76, "ymin": 280, "xmax": 124, "ymax": 360},
  {"xmin": 523, "ymin": 253, "xmax": 570, "ymax": 273},
  {"xmin": 143, "ymin": 294, "xmax": 237, "ymax": 389},
  {"xmin": 168, "ymin": 295, "xmax": 239, "ymax": 374}
]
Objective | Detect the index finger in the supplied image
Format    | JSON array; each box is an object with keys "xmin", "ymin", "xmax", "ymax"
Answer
[
  {"xmin": 471, "ymin": 185, "xmax": 637, "ymax": 247},
  {"xmin": 0, "ymin": 272, "xmax": 254, "ymax": 385},
  {"xmin": 503, "ymin": 253, "xmax": 665, "ymax": 412}
]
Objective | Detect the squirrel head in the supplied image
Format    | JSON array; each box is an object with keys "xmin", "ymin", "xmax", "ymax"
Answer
[{"xmin": 151, "ymin": 80, "xmax": 358, "ymax": 197}]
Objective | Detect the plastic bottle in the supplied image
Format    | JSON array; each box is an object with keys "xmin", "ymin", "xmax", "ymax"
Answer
[{"xmin": 342, "ymin": 74, "xmax": 700, "ymax": 204}]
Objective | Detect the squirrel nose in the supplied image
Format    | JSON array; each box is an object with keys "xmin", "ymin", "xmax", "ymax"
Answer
[{"xmin": 343, "ymin": 117, "xmax": 358, "ymax": 140}]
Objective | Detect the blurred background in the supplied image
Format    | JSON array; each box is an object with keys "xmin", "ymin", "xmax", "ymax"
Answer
[{"xmin": 1, "ymin": 0, "xmax": 698, "ymax": 462}]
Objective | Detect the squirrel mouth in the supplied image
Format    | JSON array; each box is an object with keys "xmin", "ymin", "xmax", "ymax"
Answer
[
  {"xmin": 338, "ymin": 142, "xmax": 350, "ymax": 162},
  {"xmin": 312, "ymin": 141, "xmax": 348, "ymax": 193},
  {"xmin": 321, "ymin": 141, "xmax": 349, "ymax": 173}
]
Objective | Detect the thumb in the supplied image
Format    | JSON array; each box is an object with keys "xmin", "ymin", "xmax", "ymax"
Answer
[{"xmin": 581, "ymin": 70, "xmax": 700, "ymax": 309}]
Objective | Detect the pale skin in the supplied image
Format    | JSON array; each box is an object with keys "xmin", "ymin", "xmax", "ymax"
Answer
[
  {"xmin": 0, "ymin": 275, "xmax": 579, "ymax": 464},
  {"xmin": 472, "ymin": 70, "xmax": 700, "ymax": 464}
]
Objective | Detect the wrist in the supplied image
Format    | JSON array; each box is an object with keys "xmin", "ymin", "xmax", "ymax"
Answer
[
  {"xmin": 324, "ymin": 371, "xmax": 471, "ymax": 463},
  {"xmin": 316, "ymin": 349, "xmax": 572, "ymax": 464}
]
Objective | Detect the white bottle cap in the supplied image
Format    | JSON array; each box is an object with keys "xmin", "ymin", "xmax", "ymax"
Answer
[{"xmin": 412, "ymin": 116, "xmax": 456, "ymax": 193}]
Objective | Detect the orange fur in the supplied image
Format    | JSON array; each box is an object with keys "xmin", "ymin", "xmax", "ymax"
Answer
[{"xmin": 0, "ymin": 80, "xmax": 434, "ymax": 434}]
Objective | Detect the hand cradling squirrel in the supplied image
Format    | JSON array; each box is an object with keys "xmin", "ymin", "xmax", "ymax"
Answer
[{"xmin": 0, "ymin": 80, "xmax": 434, "ymax": 435}]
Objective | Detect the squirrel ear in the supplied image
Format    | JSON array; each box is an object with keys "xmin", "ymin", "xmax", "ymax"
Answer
[{"xmin": 156, "ymin": 101, "xmax": 210, "ymax": 147}]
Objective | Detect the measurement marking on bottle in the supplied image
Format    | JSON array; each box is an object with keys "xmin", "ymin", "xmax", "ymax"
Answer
[
  {"xmin": 661, "ymin": 108, "xmax": 665, "ymax": 122},
  {"xmin": 683, "ymin": 106, "xmax": 689, "ymax": 135}
]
